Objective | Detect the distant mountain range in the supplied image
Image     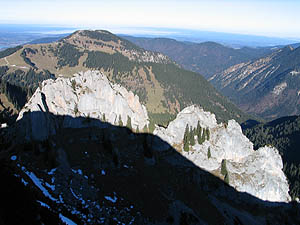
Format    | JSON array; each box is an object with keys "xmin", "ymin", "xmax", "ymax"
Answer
[
  {"xmin": 0, "ymin": 30, "xmax": 249, "ymax": 125},
  {"xmin": 118, "ymin": 27, "xmax": 298, "ymax": 47},
  {"xmin": 123, "ymin": 36, "xmax": 274, "ymax": 78}
]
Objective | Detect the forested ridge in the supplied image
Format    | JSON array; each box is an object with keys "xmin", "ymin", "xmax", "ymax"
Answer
[{"xmin": 0, "ymin": 66, "xmax": 55, "ymax": 111}]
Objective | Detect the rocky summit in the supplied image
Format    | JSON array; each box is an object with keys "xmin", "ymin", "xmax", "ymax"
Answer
[
  {"xmin": 154, "ymin": 105, "xmax": 291, "ymax": 202},
  {"xmin": 17, "ymin": 70, "xmax": 149, "ymax": 140}
]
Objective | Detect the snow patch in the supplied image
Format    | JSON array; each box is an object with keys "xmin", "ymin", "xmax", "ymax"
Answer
[
  {"xmin": 101, "ymin": 169, "xmax": 106, "ymax": 175},
  {"xmin": 104, "ymin": 195, "xmax": 118, "ymax": 203},
  {"xmin": 21, "ymin": 178, "xmax": 28, "ymax": 186},
  {"xmin": 23, "ymin": 168, "xmax": 57, "ymax": 201},
  {"xmin": 48, "ymin": 168, "xmax": 57, "ymax": 175},
  {"xmin": 37, "ymin": 200, "xmax": 51, "ymax": 209},
  {"xmin": 72, "ymin": 169, "xmax": 83, "ymax": 175},
  {"xmin": 59, "ymin": 214, "xmax": 77, "ymax": 225},
  {"xmin": 10, "ymin": 155, "xmax": 17, "ymax": 161},
  {"xmin": 45, "ymin": 182, "xmax": 55, "ymax": 191}
]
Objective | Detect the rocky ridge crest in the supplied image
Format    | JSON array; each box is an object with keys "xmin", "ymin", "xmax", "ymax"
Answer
[
  {"xmin": 17, "ymin": 70, "xmax": 149, "ymax": 140},
  {"xmin": 154, "ymin": 105, "xmax": 291, "ymax": 202}
]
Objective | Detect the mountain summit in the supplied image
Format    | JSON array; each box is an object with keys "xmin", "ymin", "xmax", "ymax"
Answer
[{"xmin": 0, "ymin": 30, "xmax": 249, "ymax": 125}]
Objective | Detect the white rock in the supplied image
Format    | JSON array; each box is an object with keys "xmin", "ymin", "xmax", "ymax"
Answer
[
  {"xmin": 17, "ymin": 70, "xmax": 149, "ymax": 140},
  {"xmin": 154, "ymin": 105, "xmax": 217, "ymax": 145},
  {"xmin": 155, "ymin": 105, "xmax": 291, "ymax": 203}
]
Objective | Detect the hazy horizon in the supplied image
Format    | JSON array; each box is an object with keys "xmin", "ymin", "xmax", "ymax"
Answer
[{"xmin": 1, "ymin": 0, "xmax": 300, "ymax": 40}]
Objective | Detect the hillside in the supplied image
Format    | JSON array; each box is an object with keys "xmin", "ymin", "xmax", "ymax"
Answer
[
  {"xmin": 0, "ymin": 71, "xmax": 298, "ymax": 224},
  {"xmin": 210, "ymin": 46, "xmax": 300, "ymax": 120},
  {"xmin": 122, "ymin": 36, "xmax": 272, "ymax": 79},
  {"xmin": 0, "ymin": 30, "xmax": 250, "ymax": 124},
  {"xmin": 243, "ymin": 115, "xmax": 300, "ymax": 200}
]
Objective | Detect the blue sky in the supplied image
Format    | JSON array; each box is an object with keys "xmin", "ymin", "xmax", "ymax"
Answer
[{"xmin": 1, "ymin": 0, "xmax": 300, "ymax": 38}]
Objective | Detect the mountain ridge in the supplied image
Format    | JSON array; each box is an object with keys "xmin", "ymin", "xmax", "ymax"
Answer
[
  {"xmin": 0, "ymin": 29, "xmax": 251, "ymax": 124},
  {"xmin": 122, "ymin": 35, "xmax": 273, "ymax": 79},
  {"xmin": 210, "ymin": 45, "xmax": 300, "ymax": 120}
]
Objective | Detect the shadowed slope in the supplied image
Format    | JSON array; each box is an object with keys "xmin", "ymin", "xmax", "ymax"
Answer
[{"xmin": 0, "ymin": 111, "xmax": 299, "ymax": 224}]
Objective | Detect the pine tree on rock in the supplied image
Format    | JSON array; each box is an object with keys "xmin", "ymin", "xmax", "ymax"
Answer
[
  {"xmin": 126, "ymin": 115, "xmax": 132, "ymax": 130},
  {"xmin": 221, "ymin": 159, "xmax": 227, "ymax": 176},
  {"xmin": 206, "ymin": 128, "xmax": 210, "ymax": 140},
  {"xmin": 224, "ymin": 173, "xmax": 230, "ymax": 184},
  {"xmin": 183, "ymin": 124, "xmax": 190, "ymax": 152},
  {"xmin": 190, "ymin": 126, "xmax": 195, "ymax": 146},
  {"xmin": 118, "ymin": 115, "xmax": 123, "ymax": 126},
  {"xmin": 207, "ymin": 147, "xmax": 211, "ymax": 159}
]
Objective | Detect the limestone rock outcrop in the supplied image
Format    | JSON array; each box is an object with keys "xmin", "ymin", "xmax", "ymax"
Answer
[
  {"xmin": 154, "ymin": 105, "xmax": 291, "ymax": 202},
  {"xmin": 17, "ymin": 70, "xmax": 149, "ymax": 140}
]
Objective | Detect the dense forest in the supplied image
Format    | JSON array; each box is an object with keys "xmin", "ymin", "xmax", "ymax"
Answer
[
  {"xmin": 243, "ymin": 116, "xmax": 300, "ymax": 200},
  {"xmin": 52, "ymin": 43, "xmax": 84, "ymax": 68},
  {"xmin": 0, "ymin": 45, "xmax": 23, "ymax": 58},
  {"xmin": 148, "ymin": 62, "xmax": 249, "ymax": 123},
  {"xmin": 0, "ymin": 66, "xmax": 55, "ymax": 111},
  {"xmin": 84, "ymin": 50, "xmax": 138, "ymax": 76}
]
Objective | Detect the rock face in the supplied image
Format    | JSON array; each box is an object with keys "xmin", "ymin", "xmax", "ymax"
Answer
[
  {"xmin": 154, "ymin": 105, "xmax": 291, "ymax": 202},
  {"xmin": 17, "ymin": 70, "xmax": 149, "ymax": 140}
]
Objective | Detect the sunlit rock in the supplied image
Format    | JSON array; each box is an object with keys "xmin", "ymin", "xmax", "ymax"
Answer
[{"xmin": 154, "ymin": 105, "xmax": 291, "ymax": 202}]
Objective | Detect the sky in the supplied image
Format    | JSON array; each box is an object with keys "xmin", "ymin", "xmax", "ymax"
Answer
[{"xmin": 1, "ymin": 0, "xmax": 300, "ymax": 39}]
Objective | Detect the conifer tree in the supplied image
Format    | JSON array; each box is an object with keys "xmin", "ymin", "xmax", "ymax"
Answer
[
  {"xmin": 206, "ymin": 128, "xmax": 210, "ymax": 140},
  {"xmin": 118, "ymin": 115, "xmax": 123, "ymax": 126},
  {"xmin": 221, "ymin": 159, "xmax": 227, "ymax": 176},
  {"xmin": 197, "ymin": 122, "xmax": 203, "ymax": 144},
  {"xmin": 207, "ymin": 147, "xmax": 211, "ymax": 159},
  {"xmin": 136, "ymin": 126, "xmax": 139, "ymax": 133},
  {"xmin": 183, "ymin": 124, "xmax": 189, "ymax": 152},
  {"xmin": 224, "ymin": 173, "xmax": 229, "ymax": 184},
  {"xmin": 126, "ymin": 115, "xmax": 132, "ymax": 130},
  {"xmin": 190, "ymin": 126, "xmax": 195, "ymax": 146}
]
